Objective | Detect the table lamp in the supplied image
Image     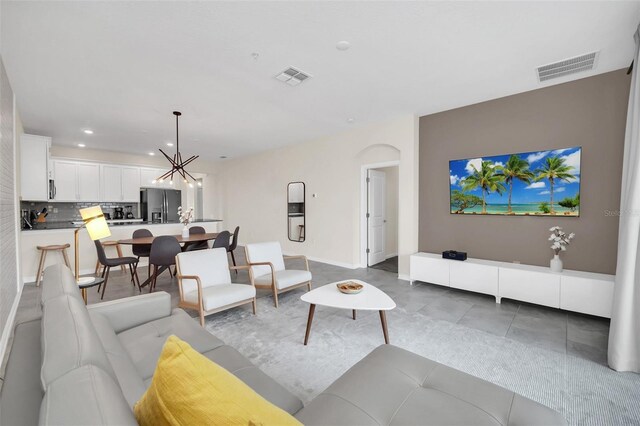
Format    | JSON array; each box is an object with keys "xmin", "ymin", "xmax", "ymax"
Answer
[{"xmin": 75, "ymin": 205, "xmax": 111, "ymax": 284}]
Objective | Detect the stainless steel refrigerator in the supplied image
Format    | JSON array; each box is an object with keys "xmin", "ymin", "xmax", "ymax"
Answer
[{"xmin": 140, "ymin": 188, "xmax": 182, "ymax": 223}]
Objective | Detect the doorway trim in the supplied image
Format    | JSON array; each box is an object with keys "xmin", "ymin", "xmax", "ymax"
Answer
[{"xmin": 360, "ymin": 160, "xmax": 400, "ymax": 268}]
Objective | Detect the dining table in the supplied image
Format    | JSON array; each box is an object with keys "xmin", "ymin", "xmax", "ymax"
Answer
[{"xmin": 118, "ymin": 232, "xmax": 218, "ymax": 289}]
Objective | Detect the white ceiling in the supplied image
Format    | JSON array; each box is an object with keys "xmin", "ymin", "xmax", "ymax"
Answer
[{"xmin": 3, "ymin": 1, "xmax": 639, "ymax": 160}]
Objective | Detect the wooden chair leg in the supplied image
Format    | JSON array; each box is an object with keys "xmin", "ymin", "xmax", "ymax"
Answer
[
  {"xmin": 35, "ymin": 250, "xmax": 47, "ymax": 287},
  {"xmin": 116, "ymin": 244, "xmax": 126, "ymax": 272},
  {"xmin": 100, "ymin": 267, "xmax": 110, "ymax": 300},
  {"xmin": 252, "ymin": 298, "xmax": 257, "ymax": 315},
  {"xmin": 147, "ymin": 262, "xmax": 151, "ymax": 278},
  {"xmin": 132, "ymin": 262, "xmax": 142, "ymax": 292},
  {"xmin": 273, "ymin": 286, "xmax": 279, "ymax": 308},
  {"xmin": 94, "ymin": 260, "xmax": 101, "ymax": 276},
  {"xmin": 307, "ymin": 281, "xmax": 312, "ymax": 291},
  {"xmin": 61, "ymin": 249, "xmax": 71, "ymax": 269},
  {"xmin": 199, "ymin": 310, "xmax": 205, "ymax": 327}
]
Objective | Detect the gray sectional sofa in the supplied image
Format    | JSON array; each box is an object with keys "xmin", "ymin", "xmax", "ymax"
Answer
[{"xmin": 0, "ymin": 264, "xmax": 566, "ymax": 425}]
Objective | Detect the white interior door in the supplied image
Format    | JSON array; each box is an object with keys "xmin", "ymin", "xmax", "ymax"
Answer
[{"xmin": 367, "ymin": 169, "xmax": 386, "ymax": 266}]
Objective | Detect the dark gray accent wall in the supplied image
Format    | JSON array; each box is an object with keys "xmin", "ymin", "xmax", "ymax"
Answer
[{"xmin": 419, "ymin": 69, "xmax": 630, "ymax": 274}]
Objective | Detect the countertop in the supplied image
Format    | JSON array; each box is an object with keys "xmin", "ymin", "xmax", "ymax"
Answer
[{"xmin": 22, "ymin": 218, "xmax": 222, "ymax": 231}]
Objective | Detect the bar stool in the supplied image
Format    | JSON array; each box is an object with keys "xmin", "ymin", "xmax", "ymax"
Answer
[
  {"xmin": 95, "ymin": 241, "xmax": 126, "ymax": 275},
  {"xmin": 35, "ymin": 244, "xmax": 71, "ymax": 286}
]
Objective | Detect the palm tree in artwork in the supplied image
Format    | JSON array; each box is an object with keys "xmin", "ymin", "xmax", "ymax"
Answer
[
  {"xmin": 498, "ymin": 155, "xmax": 534, "ymax": 213},
  {"xmin": 461, "ymin": 160, "xmax": 506, "ymax": 214},
  {"xmin": 534, "ymin": 156, "xmax": 575, "ymax": 214}
]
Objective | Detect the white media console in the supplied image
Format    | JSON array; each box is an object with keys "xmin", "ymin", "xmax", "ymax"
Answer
[{"xmin": 410, "ymin": 252, "xmax": 614, "ymax": 318}]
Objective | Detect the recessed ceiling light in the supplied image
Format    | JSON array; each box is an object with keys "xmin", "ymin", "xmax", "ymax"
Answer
[
  {"xmin": 166, "ymin": 142, "xmax": 174, "ymax": 147},
  {"xmin": 336, "ymin": 41, "xmax": 351, "ymax": 51},
  {"xmin": 251, "ymin": 52, "xmax": 259, "ymax": 60},
  {"xmin": 220, "ymin": 155, "xmax": 227, "ymax": 159},
  {"xmin": 347, "ymin": 118, "xmax": 355, "ymax": 123},
  {"xmin": 77, "ymin": 143, "xmax": 86, "ymax": 148},
  {"xmin": 148, "ymin": 152, "xmax": 155, "ymax": 156},
  {"xmin": 83, "ymin": 129, "xmax": 93, "ymax": 135}
]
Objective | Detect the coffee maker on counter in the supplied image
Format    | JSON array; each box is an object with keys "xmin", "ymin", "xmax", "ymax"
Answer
[{"xmin": 113, "ymin": 207, "xmax": 124, "ymax": 220}]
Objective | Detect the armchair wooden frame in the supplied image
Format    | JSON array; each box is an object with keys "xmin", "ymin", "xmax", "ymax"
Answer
[
  {"xmin": 175, "ymin": 262, "xmax": 256, "ymax": 327},
  {"xmin": 246, "ymin": 254, "xmax": 312, "ymax": 308}
]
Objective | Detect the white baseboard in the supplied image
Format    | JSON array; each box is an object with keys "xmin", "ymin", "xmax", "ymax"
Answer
[
  {"xmin": 282, "ymin": 252, "xmax": 359, "ymax": 270},
  {"xmin": 398, "ymin": 274, "xmax": 411, "ymax": 282},
  {"xmin": 385, "ymin": 252, "xmax": 398, "ymax": 259}
]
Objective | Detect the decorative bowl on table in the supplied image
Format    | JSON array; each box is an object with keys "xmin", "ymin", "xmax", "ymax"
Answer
[{"xmin": 336, "ymin": 281, "xmax": 364, "ymax": 294}]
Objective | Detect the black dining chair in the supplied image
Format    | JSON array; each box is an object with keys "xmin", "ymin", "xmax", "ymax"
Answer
[
  {"xmin": 149, "ymin": 236, "xmax": 182, "ymax": 292},
  {"xmin": 227, "ymin": 226, "xmax": 240, "ymax": 270},
  {"xmin": 95, "ymin": 240, "xmax": 141, "ymax": 300},
  {"xmin": 212, "ymin": 230, "xmax": 231, "ymax": 250},
  {"xmin": 184, "ymin": 226, "xmax": 209, "ymax": 251},
  {"xmin": 132, "ymin": 229, "xmax": 153, "ymax": 278}
]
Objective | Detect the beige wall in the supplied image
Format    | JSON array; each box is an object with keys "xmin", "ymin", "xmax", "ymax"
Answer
[
  {"xmin": 377, "ymin": 166, "xmax": 399, "ymax": 258},
  {"xmin": 218, "ymin": 115, "xmax": 419, "ymax": 276},
  {"xmin": 419, "ymin": 69, "xmax": 630, "ymax": 274}
]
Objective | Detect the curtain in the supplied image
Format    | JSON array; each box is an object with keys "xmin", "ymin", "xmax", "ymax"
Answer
[{"xmin": 608, "ymin": 25, "xmax": 640, "ymax": 372}]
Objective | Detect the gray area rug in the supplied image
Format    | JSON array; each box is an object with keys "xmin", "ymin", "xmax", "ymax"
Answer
[{"xmin": 205, "ymin": 264, "xmax": 640, "ymax": 426}]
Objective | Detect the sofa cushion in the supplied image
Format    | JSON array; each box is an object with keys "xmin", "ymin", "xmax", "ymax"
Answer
[
  {"xmin": 202, "ymin": 345, "xmax": 304, "ymax": 415},
  {"xmin": 295, "ymin": 344, "xmax": 567, "ymax": 426},
  {"xmin": 39, "ymin": 365, "xmax": 137, "ymax": 426},
  {"xmin": 40, "ymin": 295, "xmax": 116, "ymax": 390},
  {"xmin": 116, "ymin": 308, "xmax": 225, "ymax": 381},
  {"xmin": 40, "ymin": 264, "xmax": 83, "ymax": 305},
  {"xmin": 133, "ymin": 335, "xmax": 301, "ymax": 426},
  {"xmin": 183, "ymin": 283, "xmax": 256, "ymax": 311},
  {"xmin": 255, "ymin": 269, "xmax": 312, "ymax": 290},
  {"xmin": 89, "ymin": 311, "xmax": 147, "ymax": 407}
]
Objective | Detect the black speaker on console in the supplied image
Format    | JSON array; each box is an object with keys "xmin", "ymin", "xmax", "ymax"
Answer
[{"xmin": 442, "ymin": 250, "xmax": 467, "ymax": 261}]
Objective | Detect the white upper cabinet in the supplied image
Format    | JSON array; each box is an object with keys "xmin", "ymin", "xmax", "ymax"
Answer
[
  {"xmin": 101, "ymin": 165, "xmax": 123, "ymax": 201},
  {"xmin": 52, "ymin": 161, "xmax": 78, "ymax": 201},
  {"xmin": 140, "ymin": 167, "xmax": 177, "ymax": 189},
  {"xmin": 20, "ymin": 134, "xmax": 51, "ymax": 201},
  {"xmin": 76, "ymin": 164, "xmax": 100, "ymax": 201},
  {"xmin": 121, "ymin": 167, "xmax": 141, "ymax": 201},
  {"xmin": 51, "ymin": 161, "xmax": 100, "ymax": 201}
]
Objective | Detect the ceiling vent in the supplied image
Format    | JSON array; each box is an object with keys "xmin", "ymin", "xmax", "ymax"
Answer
[
  {"xmin": 536, "ymin": 51, "xmax": 598, "ymax": 82},
  {"xmin": 275, "ymin": 67, "xmax": 311, "ymax": 86}
]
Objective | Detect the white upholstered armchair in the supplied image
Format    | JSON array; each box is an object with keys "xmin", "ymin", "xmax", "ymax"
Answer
[
  {"xmin": 244, "ymin": 241, "xmax": 312, "ymax": 308},
  {"xmin": 175, "ymin": 248, "xmax": 256, "ymax": 326}
]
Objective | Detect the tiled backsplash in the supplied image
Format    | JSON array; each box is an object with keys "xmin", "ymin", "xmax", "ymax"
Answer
[{"xmin": 20, "ymin": 201, "xmax": 140, "ymax": 222}]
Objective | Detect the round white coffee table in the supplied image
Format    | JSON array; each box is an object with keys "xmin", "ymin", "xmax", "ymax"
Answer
[{"xmin": 300, "ymin": 279, "xmax": 396, "ymax": 345}]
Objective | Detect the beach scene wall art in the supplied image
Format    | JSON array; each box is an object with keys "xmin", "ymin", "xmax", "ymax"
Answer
[{"xmin": 449, "ymin": 147, "xmax": 581, "ymax": 216}]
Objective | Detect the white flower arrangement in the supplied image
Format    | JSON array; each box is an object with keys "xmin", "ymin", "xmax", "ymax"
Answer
[
  {"xmin": 178, "ymin": 206, "xmax": 194, "ymax": 226},
  {"xmin": 548, "ymin": 226, "xmax": 575, "ymax": 255}
]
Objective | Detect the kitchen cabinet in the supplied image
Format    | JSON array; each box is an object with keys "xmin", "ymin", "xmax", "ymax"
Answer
[
  {"xmin": 101, "ymin": 165, "xmax": 123, "ymax": 201},
  {"xmin": 51, "ymin": 160, "xmax": 100, "ymax": 201},
  {"xmin": 77, "ymin": 164, "xmax": 100, "ymax": 201},
  {"xmin": 100, "ymin": 165, "xmax": 139, "ymax": 202},
  {"xmin": 20, "ymin": 134, "xmax": 51, "ymax": 201},
  {"xmin": 52, "ymin": 161, "xmax": 77, "ymax": 201},
  {"xmin": 122, "ymin": 167, "xmax": 141, "ymax": 201},
  {"xmin": 140, "ymin": 167, "xmax": 177, "ymax": 189}
]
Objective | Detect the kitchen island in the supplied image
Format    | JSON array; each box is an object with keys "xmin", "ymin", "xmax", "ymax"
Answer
[{"xmin": 20, "ymin": 219, "xmax": 222, "ymax": 283}]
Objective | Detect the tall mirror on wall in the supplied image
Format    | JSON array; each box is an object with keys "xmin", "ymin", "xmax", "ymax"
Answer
[{"xmin": 287, "ymin": 182, "xmax": 305, "ymax": 242}]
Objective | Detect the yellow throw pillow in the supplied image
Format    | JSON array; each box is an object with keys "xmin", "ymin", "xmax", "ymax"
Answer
[{"xmin": 134, "ymin": 335, "xmax": 302, "ymax": 426}]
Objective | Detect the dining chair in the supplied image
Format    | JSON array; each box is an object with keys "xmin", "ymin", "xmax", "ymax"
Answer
[
  {"xmin": 132, "ymin": 229, "xmax": 153, "ymax": 278},
  {"xmin": 244, "ymin": 241, "xmax": 312, "ymax": 308},
  {"xmin": 212, "ymin": 230, "xmax": 231, "ymax": 250},
  {"xmin": 94, "ymin": 240, "xmax": 141, "ymax": 300},
  {"xmin": 176, "ymin": 248, "xmax": 255, "ymax": 326},
  {"xmin": 227, "ymin": 226, "xmax": 240, "ymax": 271},
  {"xmin": 184, "ymin": 226, "xmax": 209, "ymax": 251},
  {"xmin": 148, "ymin": 236, "xmax": 182, "ymax": 292}
]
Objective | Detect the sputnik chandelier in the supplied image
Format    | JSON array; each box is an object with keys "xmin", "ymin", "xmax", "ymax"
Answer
[{"xmin": 154, "ymin": 111, "xmax": 200, "ymax": 187}]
